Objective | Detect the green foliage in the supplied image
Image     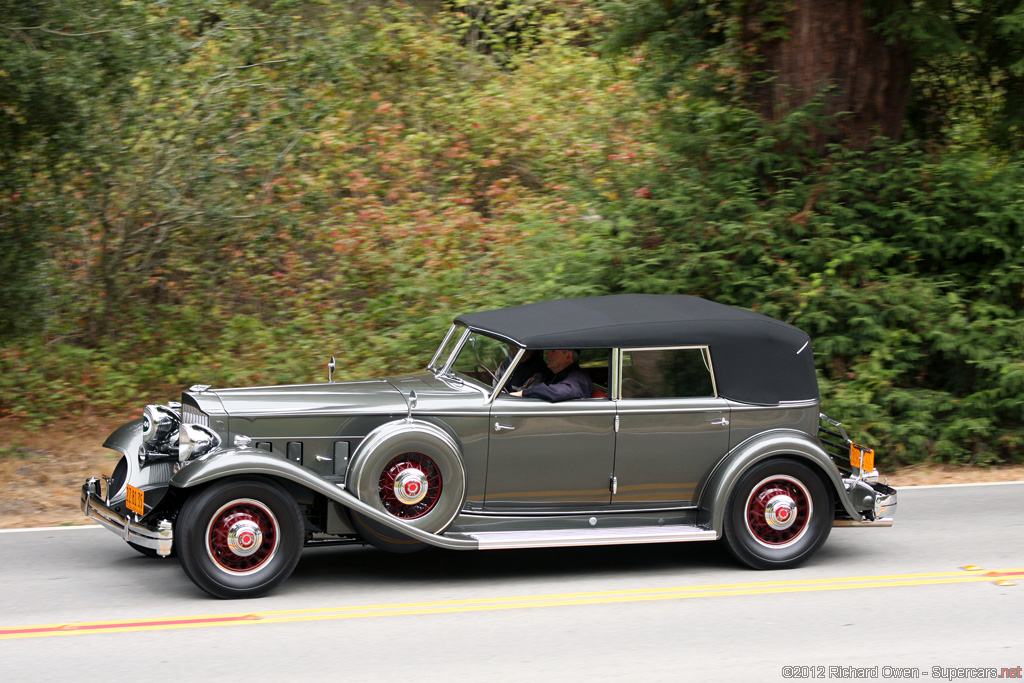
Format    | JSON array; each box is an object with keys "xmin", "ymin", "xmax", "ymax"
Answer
[{"xmin": 0, "ymin": 0, "xmax": 642, "ymax": 420}]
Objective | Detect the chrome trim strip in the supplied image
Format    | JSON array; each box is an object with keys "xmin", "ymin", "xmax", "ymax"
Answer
[
  {"xmin": 440, "ymin": 327, "xmax": 472, "ymax": 375},
  {"xmin": 733, "ymin": 400, "xmax": 819, "ymax": 411},
  {"xmin": 611, "ymin": 347, "xmax": 622, "ymax": 400},
  {"xmin": 427, "ymin": 324, "xmax": 459, "ymax": 372},
  {"xmin": 452, "ymin": 524, "xmax": 716, "ymax": 549},
  {"xmin": 613, "ymin": 404, "xmax": 731, "ymax": 415},
  {"xmin": 80, "ymin": 484, "xmax": 174, "ymax": 556},
  {"xmin": 488, "ymin": 407, "xmax": 619, "ymax": 417},
  {"xmin": 248, "ymin": 435, "xmax": 366, "ymax": 441},
  {"xmin": 488, "ymin": 346, "xmax": 523, "ymax": 404},
  {"xmin": 833, "ymin": 518, "xmax": 894, "ymax": 528}
]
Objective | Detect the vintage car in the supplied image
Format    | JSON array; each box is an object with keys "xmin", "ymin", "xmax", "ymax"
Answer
[{"xmin": 82, "ymin": 294, "xmax": 896, "ymax": 598}]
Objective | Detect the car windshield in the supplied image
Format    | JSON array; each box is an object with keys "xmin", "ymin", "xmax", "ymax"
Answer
[
  {"xmin": 428, "ymin": 324, "xmax": 468, "ymax": 373},
  {"xmin": 448, "ymin": 330, "xmax": 511, "ymax": 388}
]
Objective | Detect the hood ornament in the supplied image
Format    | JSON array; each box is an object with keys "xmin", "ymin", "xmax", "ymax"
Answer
[{"xmin": 328, "ymin": 356, "xmax": 336, "ymax": 383}]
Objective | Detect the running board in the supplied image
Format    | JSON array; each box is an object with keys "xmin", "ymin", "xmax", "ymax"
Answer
[{"xmin": 446, "ymin": 525, "xmax": 717, "ymax": 550}]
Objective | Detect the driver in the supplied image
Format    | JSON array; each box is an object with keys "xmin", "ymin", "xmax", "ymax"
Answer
[
  {"xmin": 498, "ymin": 348, "xmax": 551, "ymax": 392},
  {"xmin": 511, "ymin": 349, "xmax": 592, "ymax": 402}
]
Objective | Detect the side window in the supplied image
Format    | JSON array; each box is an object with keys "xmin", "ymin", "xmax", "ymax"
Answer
[{"xmin": 620, "ymin": 348, "xmax": 715, "ymax": 399}]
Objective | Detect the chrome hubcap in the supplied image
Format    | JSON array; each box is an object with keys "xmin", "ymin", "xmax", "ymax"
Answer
[
  {"xmin": 226, "ymin": 520, "xmax": 263, "ymax": 557},
  {"xmin": 394, "ymin": 468, "xmax": 428, "ymax": 505},
  {"xmin": 763, "ymin": 494, "xmax": 798, "ymax": 530},
  {"xmin": 744, "ymin": 475, "xmax": 812, "ymax": 548}
]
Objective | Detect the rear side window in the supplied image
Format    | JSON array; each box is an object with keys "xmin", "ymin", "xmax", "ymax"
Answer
[{"xmin": 620, "ymin": 348, "xmax": 716, "ymax": 399}]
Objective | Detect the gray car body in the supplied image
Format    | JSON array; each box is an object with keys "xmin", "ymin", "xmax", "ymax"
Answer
[
  {"xmin": 93, "ymin": 365, "xmax": 882, "ymax": 550},
  {"xmin": 83, "ymin": 295, "xmax": 897, "ymax": 584}
]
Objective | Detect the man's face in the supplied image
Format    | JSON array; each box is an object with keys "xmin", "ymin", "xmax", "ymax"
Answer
[{"xmin": 544, "ymin": 349, "xmax": 574, "ymax": 374}]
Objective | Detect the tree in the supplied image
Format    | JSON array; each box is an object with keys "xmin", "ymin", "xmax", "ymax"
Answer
[
  {"xmin": 740, "ymin": 0, "xmax": 910, "ymax": 150},
  {"xmin": 603, "ymin": 0, "xmax": 1024, "ymax": 151}
]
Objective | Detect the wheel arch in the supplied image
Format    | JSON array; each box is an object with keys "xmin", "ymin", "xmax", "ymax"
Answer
[{"xmin": 696, "ymin": 430, "xmax": 857, "ymax": 534}]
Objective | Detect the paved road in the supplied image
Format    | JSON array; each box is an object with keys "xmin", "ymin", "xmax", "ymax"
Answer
[{"xmin": 1, "ymin": 483, "xmax": 1022, "ymax": 682}]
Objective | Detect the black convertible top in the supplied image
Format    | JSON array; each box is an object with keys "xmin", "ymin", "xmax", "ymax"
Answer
[{"xmin": 455, "ymin": 294, "xmax": 818, "ymax": 405}]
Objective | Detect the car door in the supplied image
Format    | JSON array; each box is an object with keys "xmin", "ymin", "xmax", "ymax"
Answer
[
  {"xmin": 483, "ymin": 394, "xmax": 616, "ymax": 512},
  {"xmin": 611, "ymin": 347, "xmax": 731, "ymax": 509}
]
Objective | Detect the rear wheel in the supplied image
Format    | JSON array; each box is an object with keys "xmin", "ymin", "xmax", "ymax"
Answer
[
  {"xmin": 723, "ymin": 459, "xmax": 833, "ymax": 570},
  {"xmin": 177, "ymin": 478, "xmax": 303, "ymax": 599}
]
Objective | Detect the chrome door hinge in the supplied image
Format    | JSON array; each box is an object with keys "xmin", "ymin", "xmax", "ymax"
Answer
[
  {"xmin": 614, "ymin": 414, "xmax": 620, "ymax": 433},
  {"xmin": 610, "ymin": 475, "xmax": 618, "ymax": 495}
]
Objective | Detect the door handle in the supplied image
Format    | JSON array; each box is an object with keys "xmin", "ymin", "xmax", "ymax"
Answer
[
  {"xmin": 494, "ymin": 422, "xmax": 515, "ymax": 432},
  {"xmin": 708, "ymin": 417, "xmax": 730, "ymax": 426}
]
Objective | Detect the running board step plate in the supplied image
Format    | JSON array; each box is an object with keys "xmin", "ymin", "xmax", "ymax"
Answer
[{"xmin": 447, "ymin": 525, "xmax": 716, "ymax": 550}]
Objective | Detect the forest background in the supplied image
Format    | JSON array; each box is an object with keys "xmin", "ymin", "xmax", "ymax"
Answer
[{"xmin": 1, "ymin": 0, "xmax": 1022, "ymax": 469}]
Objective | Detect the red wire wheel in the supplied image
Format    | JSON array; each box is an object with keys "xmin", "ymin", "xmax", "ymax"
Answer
[
  {"xmin": 377, "ymin": 453, "xmax": 442, "ymax": 520},
  {"xmin": 744, "ymin": 475, "xmax": 812, "ymax": 548},
  {"xmin": 205, "ymin": 498, "xmax": 281, "ymax": 574}
]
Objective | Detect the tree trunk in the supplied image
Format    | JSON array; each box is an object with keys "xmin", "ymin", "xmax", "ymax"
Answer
[{"xmin": 743, "ymin": 0, "xmax": 911, "ymax": 151}]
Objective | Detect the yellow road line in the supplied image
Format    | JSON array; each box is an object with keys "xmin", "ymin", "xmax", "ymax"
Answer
[{"xmin": 2, "ymin": 567, "xmax": 1017, "ymax": 640}]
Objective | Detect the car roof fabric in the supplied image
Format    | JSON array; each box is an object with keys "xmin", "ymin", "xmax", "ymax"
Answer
[{"xmin": 455, "ymin": 295, "xmax": 818, "ymax": 405}]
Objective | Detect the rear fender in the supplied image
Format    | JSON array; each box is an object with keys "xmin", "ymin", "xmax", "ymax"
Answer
[{"xmin": 697, "ymin": 430, "xmax": 860, "ymax": 533}]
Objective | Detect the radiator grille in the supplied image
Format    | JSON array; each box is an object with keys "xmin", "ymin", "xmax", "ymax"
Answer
[{"xmin": 181, "ymin": 402, "xmax": 210, "ymax": 427}]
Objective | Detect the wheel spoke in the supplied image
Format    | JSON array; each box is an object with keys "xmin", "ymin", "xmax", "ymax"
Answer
[
  {"xmin": 377, "ymin": 452, "xmax": 443, "ymax": 520},
  {"xmin": 744, "ymin": 476, "xmax": 811, "ymax": 547},
  {"xmin": 206, "ymin": 499, "xmax": 280, "ymax": 574}
]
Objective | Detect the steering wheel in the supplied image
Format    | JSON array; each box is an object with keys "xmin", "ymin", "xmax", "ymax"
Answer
[{"xmin": 475, "ymin": 363, "xmax": 499, "ymax": 385}]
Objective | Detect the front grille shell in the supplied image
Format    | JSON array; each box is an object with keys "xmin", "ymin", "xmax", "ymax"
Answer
[{"xmin": 181, "ymin": 402, "xmax": 210, "ymax": 427}]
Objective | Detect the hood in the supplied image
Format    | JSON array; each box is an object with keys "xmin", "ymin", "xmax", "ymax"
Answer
[{"xmin": 196, "ymin": 372, "xmax": 483, "ymax": 419}]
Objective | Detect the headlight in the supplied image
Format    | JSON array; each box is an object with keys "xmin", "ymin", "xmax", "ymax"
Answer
[
  {"xmin": 143, "ymin": 405, "xmax": 180, "ymax": 443},
  {"xmin": 178, "ymin": 423, "xmax": 221, "ymax": 461}
]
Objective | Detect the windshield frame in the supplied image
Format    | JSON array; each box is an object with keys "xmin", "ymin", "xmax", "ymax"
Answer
[
  {"xmin": 442, "ymin": 328, "xmax": 521, "ymax": 398},
  {"xmin": 428, "ymin": 323, "xmax": 470, "ymax": 374}
]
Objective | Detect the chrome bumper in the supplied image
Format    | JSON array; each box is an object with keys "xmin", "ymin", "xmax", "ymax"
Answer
[{"xmin": 81, "ymin": 478, "xmax": 173, "ymax": 557}]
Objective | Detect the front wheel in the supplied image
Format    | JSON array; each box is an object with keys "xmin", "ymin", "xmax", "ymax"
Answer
[
  {"xmin": 177, "ymin": 477, "xmax": 303, "ymax": 599},
  {"xmin": 722, "ymin": 459, "xmax": 833, "ymax": 570}
]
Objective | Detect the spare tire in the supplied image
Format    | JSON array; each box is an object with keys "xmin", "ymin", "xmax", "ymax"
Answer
[{"xmin": 347, "ymin": 420, "xmax": 466, "ymax": 553}]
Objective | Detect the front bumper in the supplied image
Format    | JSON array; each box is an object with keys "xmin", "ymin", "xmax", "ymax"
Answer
[{"xmin": 81, "ymin": 478, "xmax": 173, "ymax": 557}]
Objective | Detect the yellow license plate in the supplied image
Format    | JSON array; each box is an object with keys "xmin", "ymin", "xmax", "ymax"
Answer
[{"xmin": 126, "ymin": 485, "xmax": 145, "ymax": 516}]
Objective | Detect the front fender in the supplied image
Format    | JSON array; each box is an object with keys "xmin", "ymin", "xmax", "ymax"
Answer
[
  {"xmin": 170, "ymin": 448, "xmax": 477, "ymax": 550},
  {"xmin": 696, "ymin": 429, "xmax": 859, "ymax": 533},
  {"xmin": 103, "ymin": 418, "xmax": 143, "ymax": 457}
]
